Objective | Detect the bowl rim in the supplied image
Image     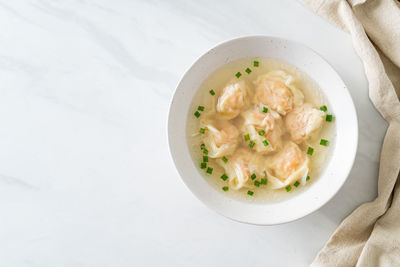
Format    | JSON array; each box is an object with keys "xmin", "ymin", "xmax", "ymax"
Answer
[{"xmin": 167, "ymin": 35, "xmax": 358, "ymax": 225}]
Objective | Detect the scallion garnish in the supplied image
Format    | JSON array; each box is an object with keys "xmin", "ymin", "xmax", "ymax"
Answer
[
  {"xmin": 200, "ymin": 143, "xmax": 205, "ymax": 150},
  {"xmin": 203, "ymin": 156, "xmax": 208, "ymax": 163},
  {"xmin": 306, "ymin": 176, "xmax": 310, "ymax": 181},
  {"xmin": 245, "ymin": 68, "xmax": 251, "ymax": 74},
  {"xmin": 235, "ymin": 72, "xmax": 242, "ymax": 78},
  {"xmin": 198, "ymin": 106, "xmax": 205, "ymax": 111},
  {"xmin": 294, "ymin": 181, "xmax": 300, "ymax": 187},
  {"xmin": 209, "ymin": 89, "xmax": 215, "ymax": 96},
  {"xmin": 206, "ymin": 167, "xmax": 213, "ymax": 174},
  {"xmin": 262, "ymin": 106, "xmax": 268, "ymax": 113},
  {"xmin": 247, "ymin": 190, "xmax": 254, "ymax": 196},
  {"xmin": 199, "ymin": 128, "xmax": 205, "ymax": 134},
  {"xmin": 326, "ymin": 114, "xmax": 333, "ymax": 122},
  {"xmin": 258, "ymin": 130, "xmax": 265, "ymax": 136},
  {"xmin": 244, "ymin": 134, "xmax": 250, "ymax": 141},
  {"xmin": 251, "ymin": 173, "xmax": 256, "ymax": 180},
  {"xmin": 307, "ymin": 147, "xmax": 314, "ymax": 155},
  {"xmin": 222, "ymin": 186, "xmax": 229, "ymax": 191},
  {"xmin": 285, "ymin": 185, "xmax": 292, "ymax": 192},
  {"xmin": 253, "ymin": 61, "xmax": 259, "ymax": 67},
  {"xmin": 263, "ymin": 139, "xmax": 269, "ymax": 146},
  {"xmin": 249, "ymin": 141, "xmax": 255, "ymax": 148},
  {"xmin": 261, "ymin": 178, "xmax": 267, "ymax": 185},
  {"xmin": 221, "ymin": 174, "xmax": 228, "ymax": 181},
  {"xmin": 194, "ymin": 111, "xmax": 201, "ymax": 118},
  {"xmin": 254, "ymin": 181, "xmax": 260, "ymax": 187},
  {"xmin": 222, "ymin": 156, "xmax": 228, "ymax": 163},
  {"xmin": 320, "ymin": 139, "xmax": 329, "ymax": 146},
  {"xmin": 203, "ymin": 149, "xmax": 209, "ymax": 155},
  {"xmin": 320, "ymin": 105, "xmax": 327, "ymax": 112},
  {"xmin": 200, "ymin": 162, "xmax": 207, "ymax": 169}
]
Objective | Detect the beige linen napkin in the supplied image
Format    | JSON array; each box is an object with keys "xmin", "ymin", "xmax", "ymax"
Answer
[{"xmin": 300, "ymin": 0, "xmax": 400, "ymax": 266}]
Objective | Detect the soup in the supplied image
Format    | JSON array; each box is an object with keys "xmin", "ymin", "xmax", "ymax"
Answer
[{"xmin": 187, "ymin": 57, "xmax": 335, "ymax": 203}]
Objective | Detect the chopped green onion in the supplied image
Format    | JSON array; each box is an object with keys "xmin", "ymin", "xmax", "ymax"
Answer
[
  {"xmin": 198, "ymin": 106, "xmax": 205, "ymax": 111},
  {"xmin": 209, "ymin": 89, "xmax": 215, "ymax": 96},
  {"xmin": 244, "ymin": 134, "xmax": 250, "ymax": 141},
  {"xmin": 262, "ymin": 106, "xmax": 268, "ymax": 113},
  {"xmin": 203, "ymin": 149, "xmax": 209, "ymax": 155},
  {"xmin": 258, "ymin": 130, "xmax": 265, "ymax": 136},
  {"xmin": 249, "ymin": 141, "xmax": 255, "ymax": 148},
  {"xmin": 200, "ymin": 143, "xmax": 205, "ymax": 150},
  {"xmin": 251, "ymin": 173, "xmax": 256, "ymax": 180},
  {"xmin": 235, "ymin": 72, "xmax": 242, "ymax": 78},
  {"xmin": 200, "ymin": 162, "xmax": 207, "ymax": 169},
  {"xmin": 199, "ymin": 128, "xmax": 205, "ymax": 134},
  {"xmin": 203, "ymin": 156, "xmax": 208, "ymax": 162},
  {"xmin": 254, "ymin": 181, "xmax": 260, "ymax": 187},
  {"xmin": 206, "ymin": 167, "xmax": 213, "ymax": 174},
  {"xmin": 320, "ymin": 105, "xmax": 327, "ymax": 112},
  {"xmin": 263, "ymin": 139, "xmax": 269, "ymax": 146},
  {"xmin": 306, "ymin": 176, "xmax": 310, "ymax": 181},
  {"xmin": 221, "ymin": 174, "xmax": 228, "ymax": 181},
  {"xmin": 320, "ymin": 139, "xmax": 329, "ymax": 146},
  {"xmin": 194, "ymin": 111, "xmax": 201, "ymax": 118},
  {"xmin": 245, "ymin": 68, "xmax": 251, "ymax": 74},
  {"xmin": 261, "ymin": 178, "xmax": 267, "ymax": 185},
  {"xmin": 222, "ymin": 186, "xmax": 229, "ymax": 191},
  {"xmin": 294, "ymin": 181, "xmax": 300, "ymax": 187},
  {"xmin": 326, "ymin": 114, "xmax": 333, "ymax": 122},
  {"xmin": 222, "ymin": 156, "xmax": 228, "ymax": 163},
  {"xmin": 247, "ymin": 190, "xmax": 254, "ymax": 196},
  {"xmin": 253, "ymin": 61, "xmax": 259, "ymax": 67},
  {"xmin": 285, "ymin": 185, "xmax": 292, "ymax": 192},
  {"xmin": 307, "ymin": 147, "xmax": 314, "ymax": 155}
]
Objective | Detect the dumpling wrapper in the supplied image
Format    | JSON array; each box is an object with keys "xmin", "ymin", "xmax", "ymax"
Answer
[
  {"xmin": 254, "ymin": 70, "xmax": 304, "ymax": 115},
  {"xmin": 266, "ymin": 142, "xmax": 310, "ymax": 189},
  {"xmin": 216, "ymin": 80, "xmax": 250, "ymax": 119},
  {"xmin": 285, "ymin": 103, "xmax": 325, "ymax": 143},
  {"xmin": 217, "ymin": 148, "xmax": 265, "ymax": 190},
  {"xmin": 240, "ymin": 106, "xmax": 284, "ymax": 154},
  {"xmin": 201, "ymin": 119, "xmax": 239, "ymax": 158}
]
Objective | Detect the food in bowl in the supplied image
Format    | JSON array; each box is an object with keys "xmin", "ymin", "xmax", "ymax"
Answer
[
  {"xmin": 187, "ymin": 57, "xmax": 335, "ymax": 202},
  {"xmin": 169, "ymin": 36, "xmax": 357, "ymax": 224}
]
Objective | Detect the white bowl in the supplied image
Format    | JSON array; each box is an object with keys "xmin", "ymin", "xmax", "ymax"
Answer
[{"xmin": 168, "ymin": 36, "xmax": 358, "ymax": 225}]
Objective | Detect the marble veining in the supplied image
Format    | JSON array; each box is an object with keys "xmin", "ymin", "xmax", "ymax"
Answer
[{"xmin": 0, "ymin": 0, "xmax": 386, "ymax": 266}]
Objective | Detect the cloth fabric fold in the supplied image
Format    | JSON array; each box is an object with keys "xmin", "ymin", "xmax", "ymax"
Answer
[{"xmin": 300, "ymin": 0, "xmax": 400, "ymax": 266}]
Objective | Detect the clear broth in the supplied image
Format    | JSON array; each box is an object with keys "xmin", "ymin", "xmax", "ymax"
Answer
[{"xmin": 187, "ymin": 57, "xmax": 336, "ymax": 203}]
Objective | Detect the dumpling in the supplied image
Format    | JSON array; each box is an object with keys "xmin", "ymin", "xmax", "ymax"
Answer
[
  {"xmin": 216, "ymin": 80, "xmax": 249, "ymax": 119},
  {"xmin": 240, "ymin": 106, "xmax": 284, "ymax": 154},
  {"xmin": 285, "ymin": 103, "xmax": 325, "ymax": 143},
  {"xmin": 254, "ymin": 70, "xmax": 303, "ymax": 115},
  {"xmin": 201, "ymin": 119, "xmax": 239, "ymax": 158},
  {"xmin": 218, "ymin": 148, "xmax": 265, "ymax": 190},
  {"xmin": 266, "ymin": 142, "xmax": 309, "ymax": 189}
]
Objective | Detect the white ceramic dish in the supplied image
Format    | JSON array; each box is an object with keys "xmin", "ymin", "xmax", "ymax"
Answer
[{"xmin": 168, "ymin": 36, "xmax": 358, "ymax": 225}]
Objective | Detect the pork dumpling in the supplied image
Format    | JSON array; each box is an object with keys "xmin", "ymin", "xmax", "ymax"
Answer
[
  {"xmin": 285, "ymin": 103, "xmax": 325, "ymax": 143},
  {"xmin": 218, "ymin": 148, "xmax": 265, "ymax": 190},
  {"xmin": 240, "ymin": 106, "xmax": 284, "ymax": 154},
  {"xmin": 266, "ymin": 142, "xmax": 310, "ymax": 189},
  {"xmin": 216, "ymin": 80, "xmax": 249, "ymax": 119},
  {"xmin": 254, "ymin": 70, "xmax": 304, "ymax": 115},
  {"xmin": 201, "ymin": 119, "xmax": 239, "ymax": 158}
]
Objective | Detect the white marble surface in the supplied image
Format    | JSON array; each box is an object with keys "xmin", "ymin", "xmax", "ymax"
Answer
[{"xmin": 0, "ymin": 0, "xmax": 387, "ymax": 266}]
